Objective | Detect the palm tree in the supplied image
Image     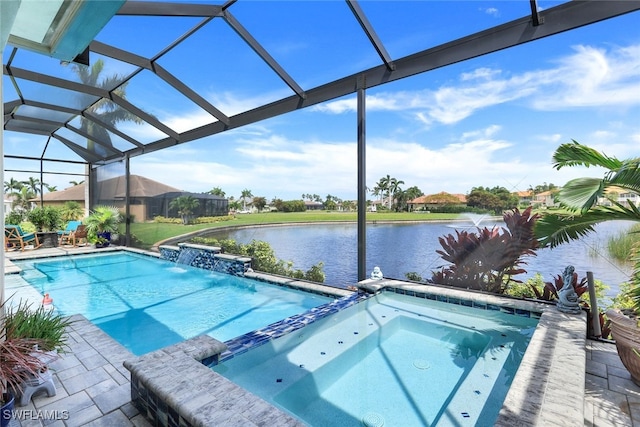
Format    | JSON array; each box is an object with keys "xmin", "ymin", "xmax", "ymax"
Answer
[
  {"xmin": 71, "ymin": 59, "xmax": 143, "ymax": 154},
  {"xmin": 169, "ymin": 196, "xmax": 199, "ymax": 224},
  {"xmin": 23, "ymin": 177, "xmax": 42, "ymax": 196},
  {"xmin": 376, "ymin": 175, "xmax": 391, "ymax": 208},
  {"xmin": 69, "ymin": 180, "xmax": 84, "ymax": 186},
  {"xmin": 4, "ymin": 178, "xmax": 23, "ymax": 195},
  {"xmin": 60, "ymin": 201, "xmax": 85, "ymax": 221},
  {"xmin": 240, "ymin": 189, "xmax": 253, "ymax": 211},
  {"xmin": 45, "ymin": 185, "xmax": 57, "ymax": 192},
  {"xmin": 535, "ymin": 140, "xmax": 640, "ymax": 310},
  {"xmin": 388, "ymin": 177, "xmax": 405, "ymax": 210},
  {"xmin": 208, "ymin": 187, "xmax": 226, "ymax": 197},
  {"xmin": 12, "ymin": 187, "xmax": 35, "ymax": 212}
]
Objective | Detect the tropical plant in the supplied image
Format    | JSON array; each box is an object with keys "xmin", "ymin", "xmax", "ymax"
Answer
[
  {"xmin": 535, "ymin": 140, "xmax": 640, "ymax": 313},
  {"xmin": 169, "ymin": 196, "xmax": 199, "ymax": 225},
  {"xmin": 240, "ymin": 189, "xmax": 253, "ymax": 211},
  {"xmin": 85, "ymin": 205, "xmax": 122, "ymax": 237},
  {"xmin": 4, "ymin": 301, "xmax": 73, "ymax": 354},
  {"xmin": 60, "ymin": 201, "xmax": 85, "ymax": 222},
  {"xmin": 208, "ymin": 187, "xmax": 226, "ymax": 197},
  {"xmin": 23, "ymin": 177, "xmax": 42, "ymax": 196},
  {"xmin": 0, "ymin": 298, "xmax": 59, "ymax": 408},
  {"xmin": 26, "ymin": 207, "xmax": 61, "ymax": 232},
  {"xmin": 11, "ymin": 187, "xmax": 35, "ymax": 212},
  {"xmin": 3, "ymin": 178, "xmax": 23, "ymax": 195},
  {"xmin": 431, "ymin": 207, "xmax": 540, "ymax": 293},
  {"xmin": 5, "ymin": 211, "xmax": 23, "ymax": 226},
  {"xmin": 71, "ymin": 59, "xmax": 143, "ymax": 154}
]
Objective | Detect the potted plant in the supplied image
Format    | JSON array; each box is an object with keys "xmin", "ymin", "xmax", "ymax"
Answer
[
  {"xmin": 85, "ymin": 206, "xmax": 122, "ymax": 245},
  {"xmin": 26, "ymin": 207, "xmax": 61, "ymax": 248},
  {"xmin": 1, "ymin": 298, "xmax": 71, "ymax": 425},
  {"xmin": 535, "ymin": 140, "xmax": 640, "ymax": 384}
]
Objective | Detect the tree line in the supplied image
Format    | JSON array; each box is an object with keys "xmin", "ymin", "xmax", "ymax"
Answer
[{"xmin": 202, "ymin": 177, "xmax": 558, "ymax": 214}]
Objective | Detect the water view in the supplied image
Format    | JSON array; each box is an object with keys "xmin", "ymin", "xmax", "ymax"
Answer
[{"xmin": 204, "ymin": 219, "xmax": 633, "ymax": 295}]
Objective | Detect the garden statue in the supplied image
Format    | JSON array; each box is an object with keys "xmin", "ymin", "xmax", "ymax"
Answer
[
  {"xmin": 557, "ymin": 265, "xmax": 582, "ymax": 314},
  {"xmin": 371, "ymin": 266, "xmax": 383, "ymax": 280}
]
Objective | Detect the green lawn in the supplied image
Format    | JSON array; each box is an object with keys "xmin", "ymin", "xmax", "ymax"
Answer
[{"xmin": 125, "ymin": 211, "xmax": 468, "ymax": 249}]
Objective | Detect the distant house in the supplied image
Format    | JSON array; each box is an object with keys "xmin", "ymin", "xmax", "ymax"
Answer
[
  {"xmin": 515, "ymin": 190, "xmax": 533, "ymax": 206},
  {"xmin": 408, "ymin": 192, "xmax": 466, "ymax": 211},
  {"xmin": 4, "ymin": 195, "xmax": 13, "ymax": 216},
  {"xmin": 36, "ymin": 175, "xmax": 228, "ymax": 221},
  {"xmin": 304, "ymin": 200, "xmax": 324, "ymax": 211},
  {"xmin": 598, "ymin": 186, "xmax": 640, "ymax": 208},
  {"xmin": 531, "ymin": 190, "xmax": 558, "ymax": 208}
]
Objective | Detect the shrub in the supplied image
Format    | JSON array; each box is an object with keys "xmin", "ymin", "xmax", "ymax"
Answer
[
  {"xmin": 4, "ymin": 300, "xmax": 74, "ymax": 353},
  {"xmin": 191, "ymin": 237, "xmax": 325, "ymax": 282},
  {"xmin": 405, "ymin": 272, "xmax": 424, "ymax": 282},
  {"xmin": 5, "ymin": 211, "xmax": 24, "ymax": 225},
  {"xmin": 153, "ymin": 216, "xmax": 182, "ymax": 224},
  {"xmin": 431, "ymin": 207, "xmax": 540, "ymax": 293},
  {"xmin": 192, "ymin": 215, "xmax": 234, "ymax": 224},
  {"xmin": 27, "ymin": 206, "xmax": 61, "ymax": 231}
]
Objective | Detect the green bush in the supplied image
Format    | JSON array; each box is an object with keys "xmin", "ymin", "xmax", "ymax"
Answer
[
  {"xmin": 191, "ymin": 237, "xmax": 325, "ymax": 283},
  {"xmin": 26, "ymin": 206, "xmax": 61, "ymax": 231},
  {"xmin": 4, "ymin": 300, "xmax": 74, "ymax": 353},
  {"xmin": 5, "ymin": 211, "xmax": 24, "ymax": 225},
  {"xmin": 193, "ymin": 215, "xmax": 234, "ymax": 224},
  {"xmin": 153, "ymin": 216, "xmax": 183, "ymax": 224}
]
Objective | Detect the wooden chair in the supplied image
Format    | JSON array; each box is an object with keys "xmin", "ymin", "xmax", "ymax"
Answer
[
  {"xmin": 57, "ymin": 220, "xmax": 82, "ymax": 244},
  {"xmin": 5, "ymin": 225, "xmax": 42, "ymax": 251},
  {"xmin": 60, "ymin": 224, "xmax": 88, "ymax": 246}
]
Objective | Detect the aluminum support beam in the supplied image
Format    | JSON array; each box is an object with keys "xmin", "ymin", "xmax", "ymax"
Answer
[
  {"xmin": 357, "ymin": 81, "xmax": 367, "ymax": 282},
  {"xmin": 347, "ymin": 0, "xmax": 395, "ymax": 71},
  {"xmin": 127, "ymin": 0, "xmax": 640, "ymax": 160},
  {"xmin": 223, "ymin": 10, "xmax": 306, "ymax": 99}
]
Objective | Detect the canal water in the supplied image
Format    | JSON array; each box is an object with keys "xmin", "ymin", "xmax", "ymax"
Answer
[{"xmin": 203, "ymin": 219, "xmax": 633, "ymax": 296}]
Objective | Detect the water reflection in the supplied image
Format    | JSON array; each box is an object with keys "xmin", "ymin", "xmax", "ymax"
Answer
[{"xmin": 202, "ymin": 220, "xmax": 633, "ymax": 294}]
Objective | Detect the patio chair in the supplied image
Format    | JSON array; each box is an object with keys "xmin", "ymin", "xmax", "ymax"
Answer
[
  {"xmin": 5, "ymin": 225, "xmax": 42, "ymax": 251},
  {"xmin": 58, "ymin": 221, "xmax": 82, "ymax": 246},
  {"xmin": 60, "ymin": 224, "xmax": 88, "ymax": 247}
]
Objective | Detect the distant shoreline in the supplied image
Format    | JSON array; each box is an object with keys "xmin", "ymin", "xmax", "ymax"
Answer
[{"xmin": 154, "ymin": 216, "xmax": 504, "ymax": 249}]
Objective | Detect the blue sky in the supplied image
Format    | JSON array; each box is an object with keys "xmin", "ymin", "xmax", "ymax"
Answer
[{"xmin": 3, "ymin": 1, "xmax": 640, "ymax": 202}]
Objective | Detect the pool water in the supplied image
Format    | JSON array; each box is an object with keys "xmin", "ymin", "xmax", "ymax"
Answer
[
  {"xmin": 213, "ymin": 292, "xmax": 539, "ymax": 426},
  {"xmin": 14, "ymin": 252, "xmax": 333, "ymax": 355}
]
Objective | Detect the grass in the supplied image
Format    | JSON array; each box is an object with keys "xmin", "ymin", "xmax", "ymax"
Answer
[
  {"xmin": 124, "ymin": 211, "xmax": 471, "ymax": 248},
  {"xmin": 607, "ymin": 223, "xmax": 640, "ymax": 262}
]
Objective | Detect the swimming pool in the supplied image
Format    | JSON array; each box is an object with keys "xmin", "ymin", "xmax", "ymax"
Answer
[
  {"xmin": 13, "ymin": 251, "xmax": 333, "ymax": 355},
  {"xmin": 212, "ymin": 291, "xmax": 539, "ymax": 426}
]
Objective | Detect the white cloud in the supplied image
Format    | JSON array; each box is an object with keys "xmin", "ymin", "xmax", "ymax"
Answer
[
  {"xmin": 483, "ymin": 7, "xmax": 499, "ymax": 17},
  {"xmin": 313, "ymin": 44, "xmax": 640, "ymax": 127}
]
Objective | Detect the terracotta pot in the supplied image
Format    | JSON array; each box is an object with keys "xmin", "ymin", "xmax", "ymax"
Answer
[{"xmin": 607, "ymin": 309, "xmax": 640, "ymax": 386}]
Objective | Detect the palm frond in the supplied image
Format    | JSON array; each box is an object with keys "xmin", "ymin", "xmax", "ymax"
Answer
[
  {"xmin": 535, "ymin": 205, "xmax": 640, "ymax": 248},
  {"xmin": 611, "ymin": 161, "xmax": 640, "ymax": 194},
  {"xmin": 557, "ymin": 177, "xmax": 605, "ymax": 211},
  {"xmin": 552, "ymin": 140, "xmax": 623, "ymax": 171}
]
